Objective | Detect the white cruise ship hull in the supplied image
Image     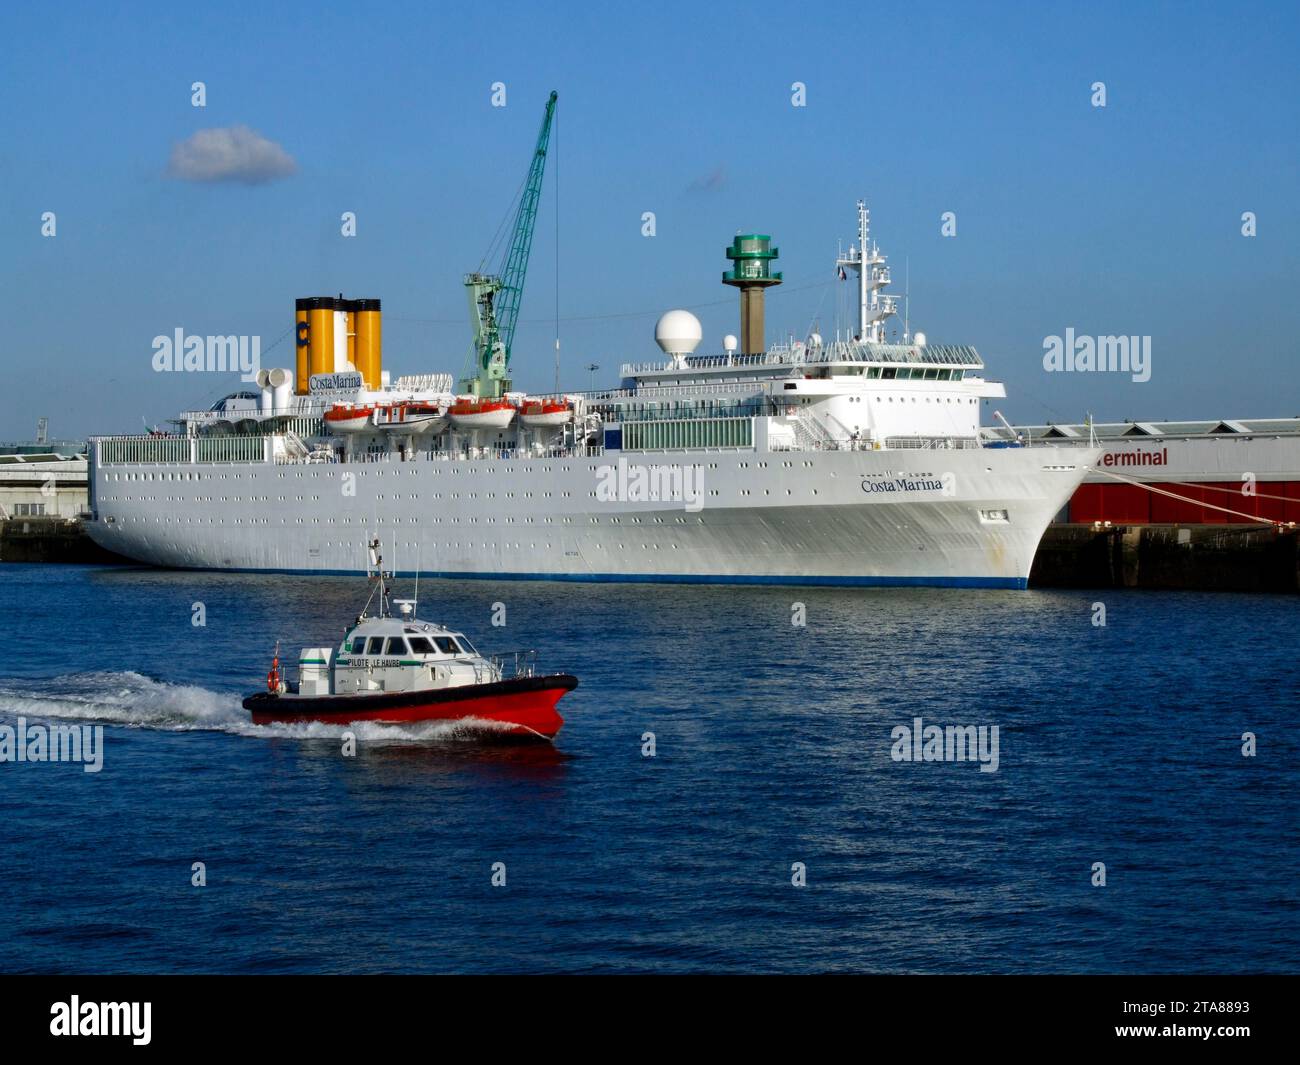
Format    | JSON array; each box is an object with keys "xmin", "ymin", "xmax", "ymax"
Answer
[{"xmin": 85, "ymin": 445, "xmax": 1097, "ymax": 588}]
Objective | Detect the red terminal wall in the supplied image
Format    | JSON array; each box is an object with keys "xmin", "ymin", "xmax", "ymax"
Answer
[{"xmin": 1067, "ymin": 482, "xmax": 1300, "ymax": 524}]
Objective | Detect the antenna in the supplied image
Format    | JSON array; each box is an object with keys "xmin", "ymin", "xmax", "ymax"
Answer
[
  {"xmin": 361, "ymin": 537, "xmax": 390, "ymax": 619},
  {"xmin": 904, "ymin": 257, "xmax": 910, "ymax": 343}
]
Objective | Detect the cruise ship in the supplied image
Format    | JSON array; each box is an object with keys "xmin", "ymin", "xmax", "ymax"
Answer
[{"xmin": 84, "ymin": 196, "xmax": 1099, "ymax": 588}]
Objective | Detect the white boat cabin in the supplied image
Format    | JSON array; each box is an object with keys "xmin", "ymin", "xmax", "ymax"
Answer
[{"xmin": 297, "ymin": 614, "xmax": 501, "ymax": 696}]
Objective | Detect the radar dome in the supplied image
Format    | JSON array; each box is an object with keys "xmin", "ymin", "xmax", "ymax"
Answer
[
  {"xmin": 808, "ymin": 332, "xmax": 823, "ymax": 349},
  {"xmin": 913, "ymin": 331, "xmax": 927, "ymax": 347},
  {"xmin": 655, "ymin": 310, "xmax": 703, "ymax": 357},
  {"xmin": 723, "ymin": 334, "xmax": 738, "ymax": 354}
]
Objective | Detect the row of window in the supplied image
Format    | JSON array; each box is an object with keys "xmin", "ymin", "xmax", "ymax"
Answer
[
  {"xmin": 297, "ymin": 514, "xmax": 703, "ymax": 526},
  {"xmin": 837, "ymin": 367, "xmax": 965, "ymax": 380},
  {"xmin": 108, "ymin": 457, "xmax": 820, "ymax": 484},
  {"xmin": 346, "ymin": 634, "xmax": 471, "ymax": 658},
  {"xmin": 840, "ymin": 395, "xmax": 973, "ymax": 404}
]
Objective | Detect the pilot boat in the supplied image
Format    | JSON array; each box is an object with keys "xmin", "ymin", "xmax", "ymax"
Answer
[{"xmin": 242, "ymin": 540, "xmax": 578, "ymax": 739}]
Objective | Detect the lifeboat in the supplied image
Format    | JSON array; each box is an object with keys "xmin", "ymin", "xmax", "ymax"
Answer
[
  {"xmin": 519, "ymin": 399, "xmax": 572, "ymax": 428},
  {"xmin": 324, "ymin": 404, "xmax": 375, "ymax": 433},
  {"xmin": 449, "ymin": 398, "xmax": 516, "ymax": 430},
  {"xmin": 374, "ymin": 401, "xmax": 448, "ymax": 435},
  {"xmin": 241, "ymin": 540, "xmax": 577, "ymax": 741}
]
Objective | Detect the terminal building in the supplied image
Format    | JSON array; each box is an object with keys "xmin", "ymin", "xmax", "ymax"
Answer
[
  {"xmin": 0, "ymin": 441, "xmax": 89, "ymax": 521},
  {"xmin": 984, "ymin": 417, "xmax": 1300, "ymax": 525}
]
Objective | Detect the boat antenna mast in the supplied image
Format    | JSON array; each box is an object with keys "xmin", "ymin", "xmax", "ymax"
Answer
[
  {"xmin": 460, "ymin": 90, "xmax": 558, "ymax": 399},
  {"xmin": 361, "ymin": 537, "xmax": 392, "ymax": 620}
]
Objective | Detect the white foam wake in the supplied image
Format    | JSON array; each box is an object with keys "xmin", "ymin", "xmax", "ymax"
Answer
[{"xmin": 0, "ymin": 671, "xmax": 515, "ymax": 743}]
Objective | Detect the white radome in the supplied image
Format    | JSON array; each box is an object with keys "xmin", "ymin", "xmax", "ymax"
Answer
[
  {"xmin": 723, "ymin": 334, "xmax": 739, "ymax": 353},
  {"xmin": 914, "ymin": 331, "xmax": 927, "ymax": 347},
  {"xmin": 655, "ymin": 310, "xmax": 703, "ymax": 356}
]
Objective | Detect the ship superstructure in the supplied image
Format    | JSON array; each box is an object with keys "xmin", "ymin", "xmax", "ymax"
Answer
[{"xmin": 85, "ymin": 192, "xmax": 1098, "ymax": 587}]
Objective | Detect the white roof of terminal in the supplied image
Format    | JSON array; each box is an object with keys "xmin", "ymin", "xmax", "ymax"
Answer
[{"xmin": 988, "ymin": 417, "xmax": 1300, "ymax": 441}]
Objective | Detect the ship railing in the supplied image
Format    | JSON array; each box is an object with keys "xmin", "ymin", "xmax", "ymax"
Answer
[
  {"xmin": 564, "ymin": 388, "xmax": 636, "ymax": 401},
  {"xmin": 623, "ymin": 381, "xmax": 781, "ymax": 400},
  {"xmin": 883, "ymin": 436, "xmax": 985, "ymax": 450},
  {"xmin": 268, "ymin": 443, "xmax": 609, "ymax": 466},
  {"xmin": 90, "ymin": 434, "xmax": 275, "ymax": 465},
  {"xmin": 487, "ymin": 650, "xmax": 537, "ymax": 680},
  {"xmin": 999, "ymin": 437, "xmax": 1102, "ymax": 449},
  {"xmin": 769, "ymin": 434, "xmax": 985, "ymax": 453},
  {"xmin": 620, "ymin": 342, "xmax": 985, "ymax": 377},
  {"xmin": 620, "ymin": 352, "xmax": 804, "ymax": 375},
  {"xmin": 179, "ymin": 407, "xmax": 309, "ymax": 422}
]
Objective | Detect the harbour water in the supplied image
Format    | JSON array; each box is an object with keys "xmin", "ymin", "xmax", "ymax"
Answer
[{"xmin": 0, "ymin": 564, "xmax": 1296, "ymax": 973}]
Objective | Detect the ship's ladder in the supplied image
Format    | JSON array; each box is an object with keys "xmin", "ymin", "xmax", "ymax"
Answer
[
  {"xmin": 791, "ymin": 410, "xmax": 840, "ymax": 450},
  {"xmin": 281, "ymin": 431, "xmax": 311, "ymax": 460}
]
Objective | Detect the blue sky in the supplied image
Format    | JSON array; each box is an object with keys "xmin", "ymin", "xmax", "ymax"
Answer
[{"xmin": 2, "ymin": 0, "xmax": 1298, "ymax": 438}]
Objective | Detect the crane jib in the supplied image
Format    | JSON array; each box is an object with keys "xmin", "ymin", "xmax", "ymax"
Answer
[{"xmin": 462, "ymin": 91, "xmax": 557, "ymax": 398}]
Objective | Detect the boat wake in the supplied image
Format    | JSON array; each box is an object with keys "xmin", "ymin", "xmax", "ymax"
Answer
[{"xmin": 0, "ymin": 671, "xmax": 519, "ymax": 744}]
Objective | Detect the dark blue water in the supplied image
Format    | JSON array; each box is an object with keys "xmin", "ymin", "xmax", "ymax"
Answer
[{"xmin": 0, "ymin": 563, "xmax": 1296, "ymax": 973}]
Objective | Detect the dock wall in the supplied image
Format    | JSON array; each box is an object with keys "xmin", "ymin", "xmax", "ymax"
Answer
[{"xmin": 1030, "ymin": 523, "xmax": 1299, "ymax": 593}]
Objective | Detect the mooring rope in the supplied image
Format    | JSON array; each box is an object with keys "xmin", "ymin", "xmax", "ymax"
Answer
[{"xmin": 1090, "ymin": 467, "xmax": 1294, "ymax": 528}]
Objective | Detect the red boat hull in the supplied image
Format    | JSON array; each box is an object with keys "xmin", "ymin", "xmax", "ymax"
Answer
[{"xmin": 242, "ymin": 674, "xmax": 577, "ymax": 740}]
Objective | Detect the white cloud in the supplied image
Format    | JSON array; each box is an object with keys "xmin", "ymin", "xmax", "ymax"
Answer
[{"xmin": 167, "ymin": 125, "xmax": 297, "ymax": 185}]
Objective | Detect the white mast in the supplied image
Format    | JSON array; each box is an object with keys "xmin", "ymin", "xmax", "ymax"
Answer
[
  {"xmin": 903, "ymin": 257, "xmax": 910, "ymax": 343},
  {"xmin": 835, "ymin": 199, "xmax": 897, "ymax": 344},
  {"xmin": 857, "ymin": 200, "xmax": 869, "ymax": 339},
  {"xmin": 836, "ymin": 201, "xmax": 868, "ymax": 340}
]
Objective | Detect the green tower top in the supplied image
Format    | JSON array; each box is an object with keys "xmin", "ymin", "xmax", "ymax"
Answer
[{"xmin": 723, "ymin": 234, "xmax": 783, "ymax": 286}]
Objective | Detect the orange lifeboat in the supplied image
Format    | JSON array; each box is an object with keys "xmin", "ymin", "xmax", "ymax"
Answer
[
  {"xmin": 519, "ymin": 399, "xmax": 572, "ymax": 428},
  {"xmin": 449, "ymin": 398, "xmax": 516, "ymax": 430},
  {"xmin": 324, "ymin": 404, "xmax": 375, "ymax": 433}
]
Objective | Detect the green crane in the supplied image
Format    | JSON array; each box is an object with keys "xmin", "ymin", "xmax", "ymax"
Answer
[{"xmin": 461, "ymin": 90, "xmax": 557, "ymax": 398}]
